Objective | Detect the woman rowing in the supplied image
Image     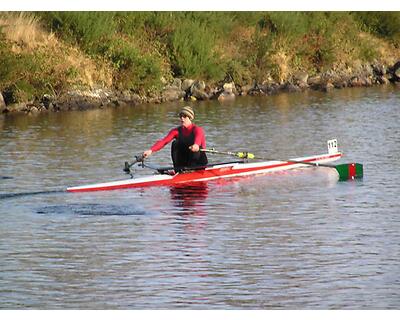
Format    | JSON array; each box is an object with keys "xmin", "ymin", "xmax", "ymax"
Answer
[{"xmin": 142, "ymin": 106, "xmax": 208, "ymax": 171}]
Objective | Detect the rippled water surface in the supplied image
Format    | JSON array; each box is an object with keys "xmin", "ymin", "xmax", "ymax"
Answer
[{"xmin": 1, "ymin": 86, "xmax": 399, "ymax": 309}]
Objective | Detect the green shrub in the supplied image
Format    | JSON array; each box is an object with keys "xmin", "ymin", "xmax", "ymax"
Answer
[
  {"xmin": 169, "ymin": 19, "xmax": 224, "ymax": 79},
  {"xmin": 225, "ymin": 60, "xmax": 253, "ymax": 86},
  {"xmin": 100, "ymin": 38, "xmax": 163, "ymax": 91},
  {"xmin": 40, "ymin": 12, "xmax": 117, "ymax": 53},
  {"xmin": 259, "ymin": 12, "xmax": 309, "ymax": 39},
  {"xmin": 353, "ymin": 12, "xmax": 400, "ymax": 47},
  {"xmin": 0, "ymin": 38, "xmax": 16, "ymax": 91}
]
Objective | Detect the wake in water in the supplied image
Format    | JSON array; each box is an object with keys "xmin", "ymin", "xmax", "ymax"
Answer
[
  {"xmin": 36, "ymin": 203, "xmax": 152, "ymax": 216},
  {"xmin": 0, "ymin": 189, "xmax": 64, "ymax": 200}
]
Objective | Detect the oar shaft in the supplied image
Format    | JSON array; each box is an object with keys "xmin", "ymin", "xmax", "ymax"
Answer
[
  {"xmin": 201, "ymin": 148, "xmax": 255, "ymax": 159},
  {"xmin": 201, "ymin": 147, "xmax": 362, "ymax": 180},
  {"xmin": 284, "ymin": 159, "xmax": 336, "ymax": 168},
  {"xmin": 201, "ymin": 148, "xmax": 235, "ymax": 156}
]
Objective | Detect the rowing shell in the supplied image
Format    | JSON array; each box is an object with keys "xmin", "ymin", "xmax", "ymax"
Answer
[{"xmin": 67, "ymin": 151, "xmax": 342, "ymax": 192}]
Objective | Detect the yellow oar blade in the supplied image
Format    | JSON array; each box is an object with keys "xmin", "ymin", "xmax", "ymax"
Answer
[{"xmin": 236, "ymin": 152, "xmax": 255, "ymax": 159}]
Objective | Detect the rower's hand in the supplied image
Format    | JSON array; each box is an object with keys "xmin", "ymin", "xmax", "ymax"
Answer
[
  {"xmin": 143, "ymin": 150, "xmax": 152, "ymax": 158},
  {"xmin": 189, "ymin": 144, "xmax": 200, "ymax": 152}
]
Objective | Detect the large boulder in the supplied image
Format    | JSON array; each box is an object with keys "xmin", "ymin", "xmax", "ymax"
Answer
[
  {"xmin": 190, "ymin": 80, "xmax": 206, "ymax": 93},
  {"xmin": 190, "ymin": 80, "xmax": 209, "ymax": 100},
  {"xmin": 218, "ymin": 81, "xmax": 236, "ymax": 101},
  {"xmin": 222, "ymin": 82, "xmax": 235, "ymax": 93},
  {"xmin": 162, "ymin": 87, "xmax": 185, "ymax": 102},
  {"xmin": 182, "ymin": 79, "xmax": 195, "ymax": 92},
  {"xmin": 117, "ymin": 91, "xmax": 143, "ymax": 106},
  {"xmin": 307, "ymin": 75, "xmax": 322, "ymax": 89},
  {"xmin": 55, "ymin": 89, "xmax": 115, "ymax": 111},
  {"xmin": 191, "ymin": 88, "xmax": 209, "ymax": 100},
  {"xmin": 162, "ymin": 78, "xmax": 185, "ymax": 102},
  {"xmin": 293, "ymin": 71, "xmax": 309, "ymax": 87},
  {"xmin": 4, "ymin": 103, "xmax": 27, "ymax": 113}
]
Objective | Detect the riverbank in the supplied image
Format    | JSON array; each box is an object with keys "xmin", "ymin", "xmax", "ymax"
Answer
[
  {"xmin": 1, "ymin": 12, "xmax": 400, "ymax": 115},
  {"xmin": 1, "ymin": 59, "xmax": 399, "ymax": 115}
]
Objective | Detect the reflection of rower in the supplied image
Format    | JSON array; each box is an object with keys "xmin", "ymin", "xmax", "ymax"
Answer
[
  {"xmin": 169, "ymin": 182, "xmax": 209, "ymax": 214},
  {"xmin": 142, "ymin": 106, "xmax": 208, "ymax": 171}
]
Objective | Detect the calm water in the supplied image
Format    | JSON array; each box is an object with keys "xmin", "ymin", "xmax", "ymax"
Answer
[{"xmin": 0, "ymin": 86, "xmax": 399, "ymax": 309}]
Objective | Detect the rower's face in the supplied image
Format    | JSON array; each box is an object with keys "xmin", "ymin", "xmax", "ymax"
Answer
[{"xmin": 179, "ymin": 114, "xmax": 192, "ymax": 127}]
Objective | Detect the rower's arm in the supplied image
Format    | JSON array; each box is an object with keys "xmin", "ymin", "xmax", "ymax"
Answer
[
  {"xmin": 193, "ymin": 126, "xmax": 206, "ymax": 148},
  {"xmin": 150, "ymin": 128, "xmax": 178, "ymax": 152}
]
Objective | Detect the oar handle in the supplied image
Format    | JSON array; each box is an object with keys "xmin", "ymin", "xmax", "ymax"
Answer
[{"xmin": 123, "ymin": 154, "xmax": 145, "ymax": 173}]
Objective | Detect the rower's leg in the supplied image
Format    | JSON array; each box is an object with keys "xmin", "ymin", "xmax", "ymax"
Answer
[
  {"xmin": 188, "ymin": 150, "xmax": 208, "ymax": 167},
  {"xmin": 171, "ymin": 140, "xmax": 179, "ymax": 169},
  {"xmin": 171, "ymin": 141, "xmax": 188, "ymax": 171}
]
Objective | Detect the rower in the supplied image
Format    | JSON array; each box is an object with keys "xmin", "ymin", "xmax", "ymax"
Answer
[{"xmin": 142, "ymin": 106, "xmax": 208, "ymax": 171}]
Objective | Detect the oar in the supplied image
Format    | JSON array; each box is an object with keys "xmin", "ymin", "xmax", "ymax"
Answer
[
  {"xmin": 123, "ymin": 154, "xmax": 145, "ymax": 174},
  {"xmin": 279, "ymin": 159, "xmax": 363, "ymax": 181},
  {"xmin": 201, "ymin": 148, "xmax": 363, "ymax": 181}
]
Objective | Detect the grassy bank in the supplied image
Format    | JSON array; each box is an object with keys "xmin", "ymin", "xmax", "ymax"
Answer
[{"xmin": 1, "ymin": 12, "xmax": 400, "ymax": 105}]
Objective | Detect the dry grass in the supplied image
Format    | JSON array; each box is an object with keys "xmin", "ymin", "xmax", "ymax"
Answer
[
  {"xmin": 270, "ymin": 50, "xmax": 291, "ymax": 83},
  {"xmin": 215, "ymin": 25, "xmax": 256, "ymax": 61},
  {"xmin": 0, "ymin": 12, "xmax": 58, "ymax": 51},
  {"xmin": 358, "ymin": 32, "xmax": 400, "ymax": 65},
  {"xmin": 0, "ymin": 12, "xmax": 113, "ymax": 89},
  {"xmin": 63, "ymin": 47, "xmax": 113, "ymax": 88}
]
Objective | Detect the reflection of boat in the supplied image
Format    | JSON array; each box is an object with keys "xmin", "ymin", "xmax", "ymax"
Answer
[
  {"xmin": 169, "ymin": 182, "xmax": 209, "ymax": 211},
  {"xmin": 170, "ymin": 182, "xmax": 208, "ymax": 201},
  {"xmin": 67, "ymin": 140, "xmax": 345, "ymax": 192}
]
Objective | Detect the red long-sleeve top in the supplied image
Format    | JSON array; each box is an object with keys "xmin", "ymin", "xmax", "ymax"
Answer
[{"xmin": 150, "ymin": 124, "xmax": 206, "ymax": 152}]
